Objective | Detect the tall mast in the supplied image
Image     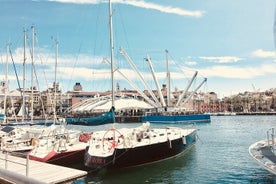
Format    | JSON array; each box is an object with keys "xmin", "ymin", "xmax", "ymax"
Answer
[
  {"xmin": 31, "ymin": 26, "xmax": 34, "ymax": 122},
  {"xmin": 4, "ymin": 43, "xmax": 9, "ymax": 122},
  {"xmin": 109, "ymin": 0, "xmax": 115, "ymax": 108},
  {"xmin": 166, "ymin": 49, "xmax": 171, "ymax": 108},
  {"xmin": 53, "ymin": 39, "xmax": 58, "ymax": 124},
  {"xmin": 22, "ymin": 29, "xmax": 26, "ymax": 122}
]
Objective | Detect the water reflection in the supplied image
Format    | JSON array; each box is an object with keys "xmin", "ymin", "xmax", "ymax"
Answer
[
  {"xmin": 83, "ymin": 147, "xmax": 195, "ymax": 184},
  {"xmin": 70, "ymin": 116, "xmax": 276, "ymax": 184}
]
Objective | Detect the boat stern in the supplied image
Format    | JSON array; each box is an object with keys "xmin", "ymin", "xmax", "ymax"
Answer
[{"xmin": 84, "ymin": 146, "xmax": 113, "ymax": 170}]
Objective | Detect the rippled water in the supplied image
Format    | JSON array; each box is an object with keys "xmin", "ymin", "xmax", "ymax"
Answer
[{"xmin": 70, "ymin": 115, "xmax": 276, "ymax": 184}]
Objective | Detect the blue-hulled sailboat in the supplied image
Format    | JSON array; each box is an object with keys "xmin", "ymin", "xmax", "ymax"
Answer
[{"xmin": 65, "ymin": 106, "xmax": 115, "ymax": 126}]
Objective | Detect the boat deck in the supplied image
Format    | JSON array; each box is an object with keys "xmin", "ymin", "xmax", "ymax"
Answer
[
  {"xmin": 261, "ymin": 146, "xmax": 276, "ymax": 163},
  {"xmin": 249, "ymin": 139, "xmax": 276, "ymax": 175},
  {"xmin": 0, "ymin": 152, "xmax": 87, "ymax": 184}
]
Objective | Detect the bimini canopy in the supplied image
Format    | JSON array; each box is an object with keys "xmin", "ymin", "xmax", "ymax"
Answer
[
  {"xmin": 69, "ymin": 96, "xmax": 154, "ymax": 112},
  {"xmin": 94, "ymin": 98, "xmax": 154, "ymax": 111}
]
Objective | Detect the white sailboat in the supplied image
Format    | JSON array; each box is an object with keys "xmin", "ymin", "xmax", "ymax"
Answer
[
  {"xmin": 0, "ymin": 27, "xmax": 91, "ymax": 167},
  {"xmin": 65, "ymin": 1, "xmax": 116, "ymax": 126},
  {"xmin": 27, "ymin": 35, "xmax": 91, "ymax": 166},
  {"xmin": 84, "ymin": 0, "xmax": 197, "ymax": 171}
]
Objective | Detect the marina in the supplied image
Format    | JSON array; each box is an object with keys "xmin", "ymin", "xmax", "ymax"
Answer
[
  {"xmin": 0, "ymin": 0, "xmax": 275, "ymax": 183},
  {"xmin": 0, "ymin": 115, "xmax": 275, "ymax": 183}
]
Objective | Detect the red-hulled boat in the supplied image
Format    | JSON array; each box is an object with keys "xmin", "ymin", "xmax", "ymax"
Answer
[{"xmin": 28, "ymin": 128, "xmax": 91, "ymax": 166}]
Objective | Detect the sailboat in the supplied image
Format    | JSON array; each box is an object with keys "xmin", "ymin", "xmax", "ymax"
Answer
[
  {"xmin": 0, "ymin": 29, "xmax": 91, "ymax": 166},
  {"xmin": 65, "ymin": 106, "xmax": 115, "ymax": 126},
  {"xmin": 65, "ymin": 43, "xmax": 115, "ymax": 126},
  {"xmin": 27, "ymin": 124, "xmax": 91, "ymax": 165},
  {"xmin": 26, "ymin": 36, "xmax": 92, "ymax": 166},
  {"xmin": 84, "ymin": 0, "xmax": 197, "ymax": 171}
]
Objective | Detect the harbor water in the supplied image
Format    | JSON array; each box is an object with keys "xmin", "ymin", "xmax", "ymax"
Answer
[{"xmin": 70, "ymin": 115, "xmax": 276, "ymax": 184}]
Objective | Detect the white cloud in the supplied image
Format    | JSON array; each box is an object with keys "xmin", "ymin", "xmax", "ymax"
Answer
[
  {"xmin": 185, "ymin": 61, "xmax": 197, "ymax": 66},
  {"xmin": 1, "ymin": 46, "xmax": 105, "ymax": 66},
  {"xmin": 5, "ymin": 45, "xmax": 275, "ymax": 93},
  {"xmin": 1, "ymin": 46, "xmax": 110, "ymax": 90},
  {"xmin": 58, "ymin": 66, "xmax": 110, "ymax": 80},
  {"xmin": 252, "ymin": 49, "xmax": 275, "ymax": 58},
  {"xmin": 48, "ymin": 0, "xmax": 101, "ymax": 4},
  {"xmin": 6, "ymin": 46, "xmax": 276, "ymax": 81},
  {"xmin": 47, "ymin": 0, "xmax": 204, "ymax": 17},
  {"xmin": 198, "ymin": 64, "xmax": 276, "ymax": 79},
  {"xmin": 121, "ymin": 0, "xmax": 204, "ymax": 17},
  {"xmin": 199, "ymin": 56, "xmax": 243, "ymax": 63}
]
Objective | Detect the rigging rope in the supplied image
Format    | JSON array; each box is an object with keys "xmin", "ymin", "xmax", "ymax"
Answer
[
  {"xmin": 9, "ymin": 46, "xmax": 29, "ymax": 119},
  {"xmin": 34, "ymin": 34, "xmax": 49, "ymax": 120},
  {"xmin": 27, "ymin": 31, "xmax": 49, "ymax": 121}
]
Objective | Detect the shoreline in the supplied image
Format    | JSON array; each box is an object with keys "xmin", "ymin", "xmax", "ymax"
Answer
[{"xmin": 210, "ymin": 112, "xmax": 276, "ymax": 116}]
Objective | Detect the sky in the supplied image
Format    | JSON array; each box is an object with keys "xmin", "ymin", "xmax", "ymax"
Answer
[{"xmin": 0, "ymin": 0, "xmax": 275, "ymax": 98}]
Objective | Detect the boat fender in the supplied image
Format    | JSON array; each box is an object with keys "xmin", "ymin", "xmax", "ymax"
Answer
[
  {"xmin": 79, "ymin": 132, "xmax": 93, "ymax": 143},
  {"xmin": 182, "ymin": 136, "xmax": 186, "ymax": 144},
  {"xmin": 1, "ymin": 137, "xmax": 5, "ymax": 147},
  {"xmin": 30, "ymin": 138, "xmax": 39, "ymax": 147},
  {"xmin": 168, "ymin": 139, "xmax": 172, "ymax": 148}
]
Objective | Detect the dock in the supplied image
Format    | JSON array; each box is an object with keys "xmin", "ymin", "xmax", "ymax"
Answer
[{"xmin": 0, "ymin": 151, "xmax": 87, "ymax": 184}]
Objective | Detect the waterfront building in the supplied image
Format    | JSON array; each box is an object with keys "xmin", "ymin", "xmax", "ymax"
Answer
[{"xmin": 1, "ymin": 80, "xmax": 275, "ymax": 120}]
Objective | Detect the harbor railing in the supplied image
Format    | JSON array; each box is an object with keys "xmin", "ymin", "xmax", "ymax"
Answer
[
  {"xmin": 0, "ymin": 151, "xmax": 46, "ymax": 184},
  {"xmin": 0, "ymin": 151, "xmax": 30, "ymax": 177}
]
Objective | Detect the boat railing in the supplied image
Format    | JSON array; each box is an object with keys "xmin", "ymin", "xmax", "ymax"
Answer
[
  {"xmin": 0, "ymin": 151, "xmax": 30, "ymax": 176},
  {"xmin": 267, "ymin": 128, "xmax": 275, "ymax": 153}
]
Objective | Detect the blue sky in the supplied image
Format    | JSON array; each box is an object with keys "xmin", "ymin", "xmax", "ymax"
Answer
[{"xmin": 0, "ymin": 0, "xmax": 275, "ymax": 98}]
